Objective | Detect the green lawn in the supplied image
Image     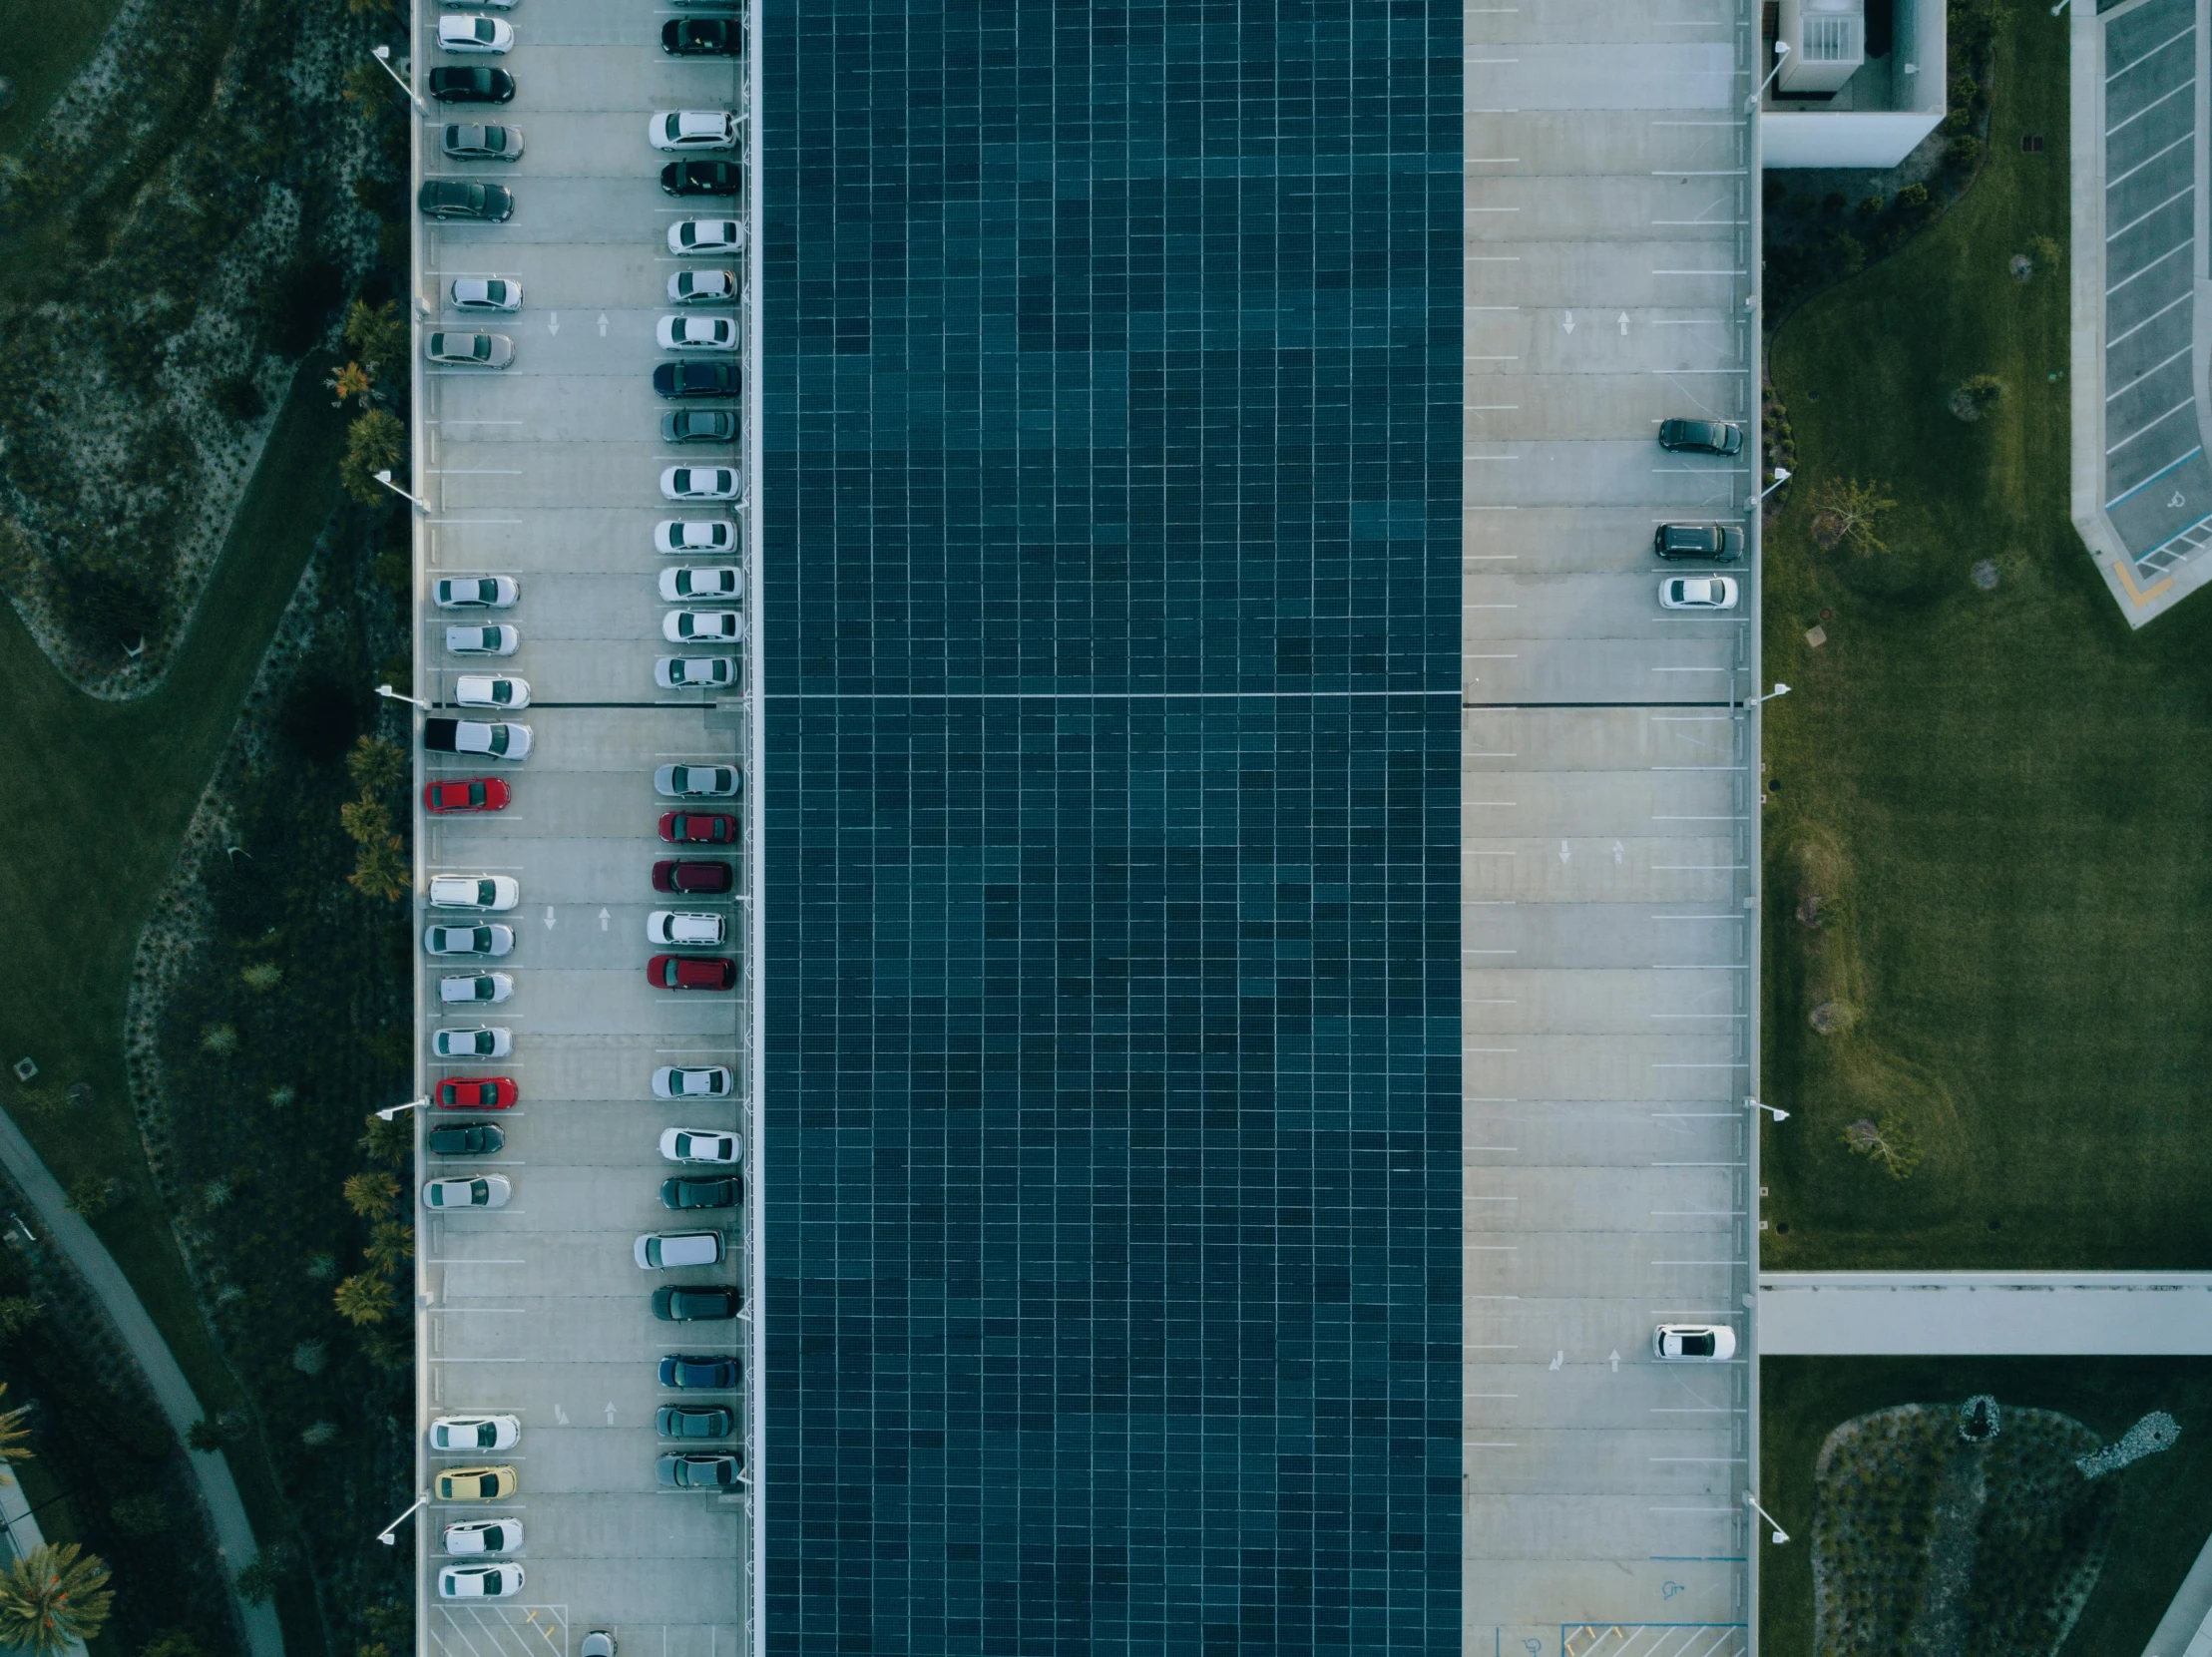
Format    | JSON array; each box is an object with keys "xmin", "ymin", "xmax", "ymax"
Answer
[
  {"xmin": 0, "ymin": 0, "xmax": 130, "ymax": 149},
  {"xmin": 0, "ymin": 358, "xmax": 344, "ymax": 1657},
  {"xmin": 1759, "ymin": 9, "xmax": 2212, "ymax": 1267},
  {"xmin": 1762, "ymin": 1359, "xmax": 2212, "ymax": 1657}
]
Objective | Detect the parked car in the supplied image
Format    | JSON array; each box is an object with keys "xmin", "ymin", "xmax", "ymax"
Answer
[
  {"xmin": 1657, "ymin": 418, "xmax": 1745, "ymax": 457},
  {"xmin": 429, "ymin": 875, "xmax": 520, "ymax": 911},
  {"xmin": 659, "ymin": 1354, "xmax": 741, "ymax": 1389},
  {"xmin": 651, "ymin": 110, "xmax": 739, "ymax": 151},
  {"xmin": 648, "ymin": 955, "xmax": 736, "ymax": 991},
  {"xmin": 662, "ymin": 410, "xmax": 737, "ymax": 444},
  {"xmin": 438, "ymin": 14, "xmax": 515, "ymax": 52},
  {"xmin": 655, "ymin": 762, "xmax": 740, "ymax": 797},
  {"xmin": 418, "ymin": 182, "xmax": 514, "ymax": 223},
  {"xmin": 659, "ymin": 811, "xmax": 737, "ymax": 845},
  {"xmin": 658, "ymin": 1452, "xmax": 741, "ymax": 1488},
  {"xmin": 653, "ymin": 1066, "xmax": 732, "ymax": 1099},
  {"xmin": 662, "ymin": 17, "xmax": 739, "ymax": 54},
  {"xmin": 424, "ymin": 776, "xmax": 511, "ymax": 813},
  {"xmin": 649, "ymin": 911, "xmax": 726, "ymax": 946},
  {"xmin": 426, "ymin": 330, "xmax": 515, "ymax": 367},
  {"xmin": 663, "ymin": 611, "xmax": 743, "ymax": 645},
  {"xmin": 432, "ymin": 1026, "xmax": 512, "ymax": 1059},
  {"xmin": 439, "ymin": 1564, "xmax": 525, "ymax": 1600},
  {"xmin": 424, "ymin": 1175, "xmax": 512, "ymax": 1209},
  {"xmin": 426, "ymin": 923, "xmax": 515, "ymax": 957},
  {"xmin": 657, "ymin": 1405, "xmax": 734, "ymax": 1438},
  {"xmin": 1653, "ymin": 523, "xmax": 1744, "ymax": 562},
  {"xmin": 435, "ymin": 577, "xmax": 519, "ymax": 609},
  {"xmin": 1653, "ymin": 1324, "xmax": 1737, "ymax": 1362},
  {"xmin": 652, "ymin": 1285, "xmax": 740, "ymax": 1322},
  {"xmin": 661, "ymin": 566, "xmax": 741, "ymax": 601},
  {"xmin": 657, "ymin": 316, "xmax": 737, "ymax": 351},
  {"xmin": 442, "ymin": 123, "xmax": 524, "ymax": 161},
  {"xmin": 634, "ymin": 1230, "xmax": 722, "ymax": 1269},
  {"xmin": 442, "ymin": 1519, "xmax": 522, "ymax": 1555},
  {"xmin": 656, "ymin": 520, "xmax": 736, "ymax": 556},
  {"xmin": 667, "ymin": 218, "xmax": 743, "ymax": 256},
  {"xmin": 661, "ymin": 466, "xmax": 741, "ymax": 502},
  {"xmin": 656, "ymin": 657, "xmax": 735, "ymax": 690},
  {"xmin": 428, "ymin": 66, "xmax": 515, "ymax": 104},
  {"xmin": 1658, "ymin": 575, "xmax": 1739, "ymax": 612},
  {"xmin": 424, "ymin": 718, "xmax": 532, "ymax": 760},
  {"xmin": 438, "ymin": 974, "xmax": 514, "ymax": 1005},
  {"xmin": 661, "ymin": 1176, "xmax": 738, "ymax": 1211},
  {"xmin": 431, "ymin": 1416, "xmax": 522, "ymax": 1451},
  {"xmin": 661, "ymin": 1128, "xmax": 742, "ymax": 1164},
  {"xmin": 653, "ymin": 860, "xmax": 732, "ymax": 894},
  {"xmin": 447, "ymin": 624, "xmax": 519, "ymax": 655},
  {"xmin": 667, "ymin": 269, "xmax": 737, "ymax": 304},
  {"xmin": 426, "ymin": 1120, "xmax": 505, "ymax": 1155},
  {"xmin": 654, "ymin": 360, "xmax": 739, "ymax": 399},
  {"xmin": 452, "ymin": 276, "xmax": 523, "ymax": 311},
  {"xmin": 455, "ymin": 674, "xmax": 531, "ymax": 709},
  {"xmin": 581, "ymin": 1636, "xmax": 616, "ymax": 1657},
  {"xmin": 434, "ymin": 1465, "xmax": 517, "ymax": 1501},
  {"xmin": 435, "ymin": 1075, "xmax": 518, "ymax": 1109},
  {"xmin": 661, "ymin": 160, "xmax": 742, "ymax": 198}
]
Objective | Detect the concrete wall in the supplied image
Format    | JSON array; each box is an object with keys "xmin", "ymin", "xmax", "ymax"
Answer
[{"xmin": 1764, "ymin": 109, "xmax": 1944, "ymax": 166}]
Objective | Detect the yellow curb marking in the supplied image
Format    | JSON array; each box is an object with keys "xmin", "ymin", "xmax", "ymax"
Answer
[{"xmin": 2112, "ymin": 559, "xmax": 2175, "ymax": 606}]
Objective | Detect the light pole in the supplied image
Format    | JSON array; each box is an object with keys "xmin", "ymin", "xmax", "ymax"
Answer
[
  {"xmin": 377, "ymin": 1096, "xmax": 431, "ymax": 1122},
  {"xmin": 376, "ymin": 683, "xmax": 429, "ymax": 712},
  {"xmin": 1746, "ymin": 683, "xmax": 1792, "ymax": 707},
  {"xmin": 370, "ymin": 45, "xmax": 428, "ymax": 116},
  {"xmin": 376, "ymin": 1494, "xmax": 429, "ymax": 1544},
  {"xmin": 1747, "ymin": 1095, "xmax": 1791, "ymax": 1123},
  {"xmin": 1745, "ymin": 1490, "xmax": 1791, "ymax": 1544},
  {"xmin": 1758, "ymin": 466, "xmax": 1792, "ymax": 501},
  {"xmin": 374, "ymin": 469, "xmax": 429, "ymax": 514},
  {"xmin": 1746, "ymin": 41, "xmax": 1790, "ymax": 110}
]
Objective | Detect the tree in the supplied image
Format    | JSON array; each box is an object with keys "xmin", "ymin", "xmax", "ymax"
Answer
[
  {"xmin": 366, "ymin": 1220, "xmax": 414, "ymax": 1276},
  {"xmin": 334, "ymin": 1273, "xmax": 397, "ymax": 1327},
  {"xmin": 0, "ymin": 1385, "xmax": 32, "ymax": 1484},
  {"xmin": 347, "ymin": 837, "xmax": 410, "ymax": 902},
  {"xmin": 1842, "ymin": 1115, "xmax": 1924, "ymax": 1180},
  {"xmin": 1808, "ymin": 477, "xmax": 1896, "ymax": 557},
  {"xmin": 233, "ymin": 1554, "xmax": 286, "ymax": 1605},
  {"xmin": 343, "ymin": 1170, "xmax": 400, "ymax": 1218},
  {"xmin": 339, "ymin": 410, "xmax": 407, "ymax": 506},
  {"xmin": 63, "ymin": 1177, "xmax": 113, "ymax": 1220},
  {"xmin": 0, "ymin": 1543, "xmax": 114, "ymax": 1655},
  {"xmin": 0, "ymin": 1299, "xmax": 43, "ymax": 1342},
  {"xmin": 344, "ymin": 300, "xmax": 410, "ymax": 381},
  {"xmin": 359, "ymin": 1111, "xmax": 411, "ymax": 1166},
  {"xmin": 347, "ymin": 735, "xmax": 405, "ymax": 796},
  {"xmin": 339, "ymin": 797, "xmax": 394, "ymax": 846},
  {"xmin": 326, "ymin": 360, "xmax": 373, "ymax": 409}
]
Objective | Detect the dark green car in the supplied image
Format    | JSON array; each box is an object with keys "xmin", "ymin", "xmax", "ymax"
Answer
[
  {"xmin": 418, "ymin": 180, "xmax": 514, "ymax": 222},
  {"xmin": 656, "ymin": 1405, "xmax": 734, "ymax": 1440},
  {"xmin": 661, "ymin": 1175, "xmax": 739, "ymax": 1211},
  {"xmin": 1656, "ymin": 418, "xmax": 1744, "ymax": 456}
]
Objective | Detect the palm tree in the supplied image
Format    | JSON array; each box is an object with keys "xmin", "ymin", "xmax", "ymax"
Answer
[
  {"xmin": 0, "ymin": 1385, "xmax": 31, "ymax": 1484},
  {"xmin": 333, "ymin": 1274, "xmax": 396, "ymax": 1327},
  {"xmin": 0, "ymin": 1543, "xmax": 114, "ymax": 1655}
]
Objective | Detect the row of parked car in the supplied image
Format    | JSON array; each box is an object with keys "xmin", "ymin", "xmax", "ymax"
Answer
[{"xmin": 1651, "ymin": 418, "xmax": 1750, "ymax": 612}]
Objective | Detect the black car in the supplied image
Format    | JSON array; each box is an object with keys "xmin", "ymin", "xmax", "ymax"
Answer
[
  {"xmin": 1652, "ymin": 523, "xmax": 1745, "ymax": 562},
  {"xmin": 656, "ymin": 1405, "xmax": 735, "ymax": 1439},
  {"xmin": 661, "ymin": 160, "xmax": 743, "ymax": 199},
  {"xmin": 660, "ymin": 1354, "xmax": 742, "ymax": 1389},
  {"xmin": 662, "ymin": 410, "xmax": 738, "ymax": 445},
  {"xmin": 429, "ymin": 66, "xmax": 516, "ymax": 104},
  {"xmin": 661, "ymin": 1175, "xmax": 740, "ymax": 1211},
  {"xmin": 653, "ymin": 1286, "xmax": 742, "ymax": 1322},
  {"xmin": 419, "ymin": 180, "xmax": 514, "ymax": 222},
  {"xmin": 427, "ymin": 1121, "xmax": 506, "ymax": 1156},
  {"xmin": 663, "ymin": 17, "xmax": 741, "ymax": 54},
  {"xmin": 1656, "ymin": 418, "xmax": 1745, "ymax": 457},
  {"xmin": 653, "ymin": 361, "xmax": 740, "ymax": 399},
  {"xmin": 657, "ymin": 1452, "xmax": 742, "ymax": 1489}
]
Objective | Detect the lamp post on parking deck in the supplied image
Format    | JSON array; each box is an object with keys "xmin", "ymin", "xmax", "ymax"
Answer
[
  {"xmin": 370, "ymin": 46, "xmax": 428, "ymax": 116},
  {"xmin": 377, "ymin": 1097, "xmax": 431, "ymax": 1122},
  {"xmin": 1758, "ymin": 466, "xmax": 1792, "ymax": 501},
  {"xmin": 376, "ymin": 683, "xmax": 429, "ymax": 712},
  {"xmin": 376, "ymin": 1494, "xmax": 429, "ymax": 1544},
  {"xmin": 374, "ymin": 469, "xmax": 428, "ymax": 514},
  {"xmin": 1746, "ymin": 41, "xmax": 1790, "ymax": 110}
]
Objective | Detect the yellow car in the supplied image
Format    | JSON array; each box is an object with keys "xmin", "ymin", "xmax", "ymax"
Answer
[{"xmin": 436, "ymin": 1465, "xmax": 518, "ymax": 1501}]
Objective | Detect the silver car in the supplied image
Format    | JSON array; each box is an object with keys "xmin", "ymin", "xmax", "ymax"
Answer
[
  {"xmin": 425, "ymin": 331, "xmax": 515, "ymax": 368},
  {"xmin": 654, "ymin": 762, "xmax": 740, "ymax": 797},
  {"xmin": 451, "ymin": 276, "xmax": 524, "ymax": 312},
  {"xmin": 443, "ymin": 123, "xmax": 524, "ymax": 160}
]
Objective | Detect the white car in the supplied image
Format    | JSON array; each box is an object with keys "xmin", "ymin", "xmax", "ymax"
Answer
[
  {"xmin": 430, "ymin": 1415, "xmax": 523, "ymax": 1451},
  {"xmin": 451, "ymin": 276, "xmax": 524, "ymax": 312},
  {"xmin": 429, "ymin": 875, "xmax": 521, "ymax": 912},
  {"xmin": 447, "ymin": 624, "xmax": 519, "ymax": 655},
  {"xmin": 424, "ymin": 1175, "xmax": 513, "ymax": 1210},
  {"xmin": 649, "ymin": 911, "xmax": 726, "ymax": 947},
  {"xmin": 660, "ymin": 566, "xmax": 742, "ymax": 602},
  {"xmin": 434, "ymin": 1026, "xmax": 513, "ymax": 1058},
  {"xmin": 426, "ymin": 924, "xmax": 516, "ymax": 958},
  {"xmin": 662, "ymin": 467, "xmax": 742, "ymax": 502},
  {"xmin": 655, "ymin": 763, "xmax": 740, "ymax": 798},
  {"xmin": 634, "ymin": 1231, "xmax": 723, "ymax": 1269},
  {"xmin": 656, "ymin": 316, "xmax": 737, "ymax": 352},
  {"xmin": 439, "ymin": 974, "xmax": 515, "ymax": 1005},
  {"xmin": 663, "ymin": 610, "xmax": 744, "ymax": 644},
  {"xmin": 1652, "ymin": 1324, "xmax": 1737, "ymax": 1362},
  {"xmin": 434, "ymin": 577, "xmax": 519, "ymax": 609},
  {"xmin": 661, "ymin": 1128, "xmax": 742, "ymax": 1164},
  {"xmin": 651, "ymin": 110, "xmax": 739, "ymax": 151},
  {"xmin": 439, "ymin": 1563, "xmax": 525, "ymax": 1601},
  {"xmin": 455, "ymin": 674, "xmax": 531, "ymax": 709},
  {"xmin": 1658, "ymin": 575, "xmax": 1739, "ymax": 612},
  {"xmin": 438, "ymin": 14, "xmax": 515, "ymax": 52},
  {"xmin": 443, "ymin": 0, "xmax": 517, "ymax": 9},
  {"xmin": 656, "ymin": 520, "xmax": 735, "ymax": 555},
  {"xmin": 426, "ymin": 331, "xmax": 515, "ymax": 368},
  {"xmin": 667, "ymin": 269, "xmax": 737, "ymax": 305},
  {"xmin": 432, "ymin": 719, "xmax": 532, "ymax": 760},
  {"xmin": 667, "ymin": 219, "xmax": 744, "ymax": 256},
  {"xmin": 653, "ymin": 1066, "xmax": 733, "ymax": 1099},
  {"xmin": 656, "ymin": 656, "xmax": 735, "ymax": 690},
  {"xmin": 442, "ymin": 1519, "xmax": 523, "ymax": 1556}
]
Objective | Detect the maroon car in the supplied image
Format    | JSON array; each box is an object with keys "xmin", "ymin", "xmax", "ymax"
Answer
[
  {"xmin": 653, "ymin": 859, "xmax": 733, "ymax": 894},
  {"xmin": 659, "ymin": 812, "xmax": 737, "ymax": 846},
  {"xmin": 649, "ymin": 955, "xmax": 736, "ymax": 992}
]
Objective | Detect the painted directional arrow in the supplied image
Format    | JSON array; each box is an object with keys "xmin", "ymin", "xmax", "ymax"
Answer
[
  {"xmin": 1617, "ymin": 311, "xmax": 1629, "ymax": 335},
  {"xmin": 599, "ymin": 908, "xmax": 611, "ymax": 932},
  {"xmin": 554, "ymin": 1404, "xmax": 569, "ymax": 1425},
  {"xmin": 597, "ymin": 313, "xmax": 609, "ymax": 337},
  {"xmin": 605, "ymin": 1402, "xmax": 617, "ymax": 1426},
  {"xmin": 547, "ymin": 311, "xmax": 560, "ymax": 335},
  {"xmin": 1608, "ymin": 1349, "xmax": 1621, "ymax": 1373},
  {"xmin": 543, "ymin": 905, "xmax": 557, "ymax": 930},
  {"xmin": 1561, "ymin": 311, "xmax": 1575, "ymax": 334}
]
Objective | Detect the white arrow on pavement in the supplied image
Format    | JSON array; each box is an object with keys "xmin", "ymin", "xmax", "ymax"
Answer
[
  {"xmin": 1617, "ymin": 311, "xmax": 1629, "ymax": 335},
  {"xmin": 1561, "ymin": 311, "xmax": 1575, "ymax": 334},
  {"xmin": 599, "ymin": 908, "xmax": 610, "ymax": 932},
  {"xmin": 1548, "ymin": 1351, "xmax": 1564, "ymax": 1371},
  {"xmin": 544, "ymin": 906, "xmax": 557, "ymax": 930},
  {"xmin": 548, "ymin": 311, "xmax": 560, "ymax": 335},
  {"xmin": 604, "ymin": 1403, "xmax": 617, "ymax": 1426},
  {"xmin": 1558, "ymin": 839, "xmax": 1571, "ymax": 864},
  {"xmin": 1608, "ymin": 1349, "xmax": 1621, "ymax": 1373},
  {"xmin": 554, "ymin": 1404, "xmax": 569, "ymax": 1425},
  {"xmin": 597, "ymin": 313, "xmax": 609, "ymax": 336}
]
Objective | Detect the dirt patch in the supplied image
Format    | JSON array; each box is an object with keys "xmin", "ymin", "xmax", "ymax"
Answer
[{"xmin": 1973, "ymin": 558, "xmax": 2000, "ymax": 590}]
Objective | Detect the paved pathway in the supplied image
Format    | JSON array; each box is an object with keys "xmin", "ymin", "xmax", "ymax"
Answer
[
  {"xmin": 0, "ymin": 1106, "xmax": 283, "ymax": 1657},
  {"xmin": 1758, "ymin": 1271, "xmax": 2212, "ymax": 1353}
]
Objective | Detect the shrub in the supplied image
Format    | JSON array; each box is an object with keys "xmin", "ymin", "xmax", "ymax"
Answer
[
  {"xmin": 343, "ymin": 300, "xmax": 411, "ymax": 383},
  {"xmin": 339, "ymin": 410, "xmax": 408, "ymax": 506},
  {"xmin": 1857, "ymin": 195, "xmax": 1884, "ymax": 216},
  {"xmin": 335, "ymin": 1275, "xmax": 396, "ymax": 1327},
  {"xmin": 232, "ymin": 1556, "xmax": 282, "ymax": 1606},
  {"xmin": 200, "ymin": 1025, "xmax": 237, "ymax": 1057},
  {"xmin": 110, "ymin": 1495, "xmax": 173, "ymax": 1538},
  {"xmin": 346, "ymin": 736, "xmax": 406, "ymax": 796},
  {"xmin": 63, "ymin": 1178, "xmax": 114, "ymax": 1220},
  {"xmin": 240, "ymin": 963, "xmax": 281, "ymax": 992},
  {"xmin": 1947, "ymin": 135, "xmax": 1985, "ymax": 171},
  {"xmin": 2030, "ymin": 232, "xmax": 2064, "ymax": 270},
  {"xmin": 291, "ymin": 1341, "xmax": 327, "ymax": 1377},
  {"xmin": 343, "ymin": 1171, "xmax": 400, "ymax": 1218}
]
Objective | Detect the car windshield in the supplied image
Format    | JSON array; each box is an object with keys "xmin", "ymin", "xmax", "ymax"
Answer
[
  {"xmin": 1683, "ymin": 1333, "xmax": 1714, "ymax": 1355},
  {"xmin": 467, "ymin": 783, "xmax": 487, "ymax": 805},
  {"xmin": 484, "ymin": 281, "xmax": 508, "ymax": 302},
  {"xmin": 488, "ymin": 727, "xmax": 509, "ymax": 754},
  {"xmin": 664, "ymin": 114, "xmax": 685, "ymax": 140},
  {"xmin": 472, "ymin": 18, "xmax": 494, "ymax": 38}
]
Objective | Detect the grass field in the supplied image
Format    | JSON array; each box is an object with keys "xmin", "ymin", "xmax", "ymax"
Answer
[
  {"xmin": 1762, "ymin": 1358, "xmax": 2212, "ymax": 1657},
  {"xmin": 0, "ymin": 0, "xmax": 130, "ymax": 149},
  {"xmin": 1759, "ymin": 8, "xmax": 2212, "ymax": 1268}
]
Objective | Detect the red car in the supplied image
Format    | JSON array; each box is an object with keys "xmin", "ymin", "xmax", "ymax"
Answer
[
  {"xmin": 425, "ymin": 777, "xmax": 512, "ymax": 814},
  {"xmin": 649, "ymin": 955, "xmax": 735, "ymax": 992},
  {"xmin": 435, "ymin": 1075, "xmax": 519, "ymax": 1109},
  {"xmin": 653, "ymin": 859, "xmax": 733, "ymax": 894},
  {"xmin": 659, "ymin": 811, "xmax": 737, "ymax": 846}
]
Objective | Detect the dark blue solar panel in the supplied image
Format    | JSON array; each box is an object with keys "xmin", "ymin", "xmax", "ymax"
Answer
[{"xmin": 762, "ymin": 0, "xmax": 1461, "ymax": 1648}]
